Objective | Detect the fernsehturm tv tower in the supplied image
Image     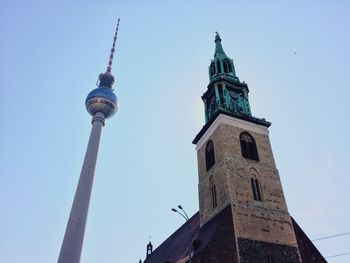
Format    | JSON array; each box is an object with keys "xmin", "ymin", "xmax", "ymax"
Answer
[{"xmin": 58, "ymin": 19, "xmax": 120, "ymax": 263}]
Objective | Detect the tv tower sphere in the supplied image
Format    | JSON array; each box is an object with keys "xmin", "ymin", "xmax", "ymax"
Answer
[{"xmin": 85, "ymin": 72, "xmax": 118, "ymax": 118}]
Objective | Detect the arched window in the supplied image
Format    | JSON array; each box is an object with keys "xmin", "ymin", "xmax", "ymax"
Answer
[
  {"xmin": 210, "ymin": 62, "xmax": 215, "ymax": 76},
  {"xmin": 223, "ymin": 60, "xmax": 231, "ymax": 74},
  {"xmin": 227, "ymin": 62, "xmax": 232, "ymax": 73},
  {"xmin": 205, "ymin": 140, "xmax": 215, "ymax": 171},
  {"xmin": 209, "ymin": 175, "xmax": 217, "ymax": 209},
  {"xmin": 216, "ymin": 60, "xmax": 221, "ymax": 73},
  {"xmin": 223, "ymin": 61, "xmax": 228, "ymax": 73},
  {"xmin": 240, "ymin": 132, "xmax": 259, "ymax": 161},
  {"xmin": 250, "ymin": 168, "xmax": 263, "ymax": 201}
]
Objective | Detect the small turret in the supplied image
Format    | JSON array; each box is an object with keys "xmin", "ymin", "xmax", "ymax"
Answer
[{"xmin": 146, "ymin": 241, "xmax": 153, "ymax": 258}]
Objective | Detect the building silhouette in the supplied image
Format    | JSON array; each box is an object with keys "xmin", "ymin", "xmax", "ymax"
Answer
[{"xmin": 142, "ymin": 33, "xmax": 327, "ymax": 263}]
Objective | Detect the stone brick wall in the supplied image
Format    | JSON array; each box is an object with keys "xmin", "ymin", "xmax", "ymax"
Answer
[
  {"xmin": 197, "ymin": 121, "xmax": 289, "ymax": 223},
  {"xmin": 238, "ymin": 237, "xmax": 300, "ymax": 263},
  {"xmin": 232, "ymin": 204, "xmax": 297, "ymax": 246},
  {"xmin": 196, "ymin": 115, "xmax": 301, "ymax": 260}
]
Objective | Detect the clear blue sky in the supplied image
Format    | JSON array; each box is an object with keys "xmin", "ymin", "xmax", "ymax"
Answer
[{"xmin": 0, "ymin": 0, "xmax": 349, "ymax": 262}]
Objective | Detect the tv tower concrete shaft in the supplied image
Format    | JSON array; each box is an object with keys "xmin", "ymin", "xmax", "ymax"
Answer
[{"xmin": 58, "ymin": 112, "xmax": 105, "ymax": 263}]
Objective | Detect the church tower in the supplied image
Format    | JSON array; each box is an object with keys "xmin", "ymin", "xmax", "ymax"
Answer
[
  {"xmin": 193, "ymin": 33, "xmax": 302, "ymax": 262},
  {"xmin": 141, "ymin": 33, "xmax": 327, "ymax": 263}
]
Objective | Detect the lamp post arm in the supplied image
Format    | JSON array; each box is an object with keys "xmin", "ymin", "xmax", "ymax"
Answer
[
  {"xmin": 176, "ymin": 210, "xmax": 188, "ymax": 222},
  {"xmin": 173, "ymin": 206, "xmax": 192, "ymax": 263},
  {"xmin": 179, "ymin": 207, "xmax": 189, "ymax": 221}
]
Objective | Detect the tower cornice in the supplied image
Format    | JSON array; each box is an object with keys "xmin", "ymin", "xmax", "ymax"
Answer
[{"xmin": 193, "ymin": 111, "xmax": 271, "ymax": 146}]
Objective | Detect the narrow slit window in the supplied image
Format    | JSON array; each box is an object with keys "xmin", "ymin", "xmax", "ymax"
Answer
[
  {"xmin": 213, "ymin": 185, "xmax": 217, "ymax": 208},
  {"xmin": 255, "ymin": 179, "xmax": 262, "ymax": 201},
  {"xmin": 251, "ymin": 177, "xmax": 263, "ymax": 201},
  {"xmin": 251, "ymin": 178, "xmax": 258, "ymax": 201},
  {"xmin": 216, "ymin": 60, "xmax": 221, "ymax": 73},
  {"xmin": 228, "ymin": 63, "xmax": 232, "ymax": 73},
  {"xmin": 218, "ymin": 85, "xmax": 224, "ymax": 105},
  {"xmin": 223, "ymin": 61, "xmax": 228, "ymax": 73},
  {"xmin": 211, "ymin": 185, "xmax": 217, "ymax": 209},
  {"xmin": 205, "ymin": 140, "xmax": 215, "ymax": 171},
  {"xmin": 210, "ymin": 62, "xmax": 215, "ymax": 76}
]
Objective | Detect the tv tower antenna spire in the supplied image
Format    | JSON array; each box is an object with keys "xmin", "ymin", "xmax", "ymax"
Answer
[{"xmin": 106, "ymin": 18, "xmax": 120, "ymax": 74}]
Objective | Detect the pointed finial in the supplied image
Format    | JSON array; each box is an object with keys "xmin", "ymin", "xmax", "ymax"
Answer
[
  {"xmin": 106, "ymin": 18, "xmax": 120, "ymax": 74},
  {"xmin": 215, "ymin": 31, "xmax": 221, "ymax": 42},
  {"xmin": 214, "ymin": 32, "xmax": 225, "ymax": 56}
]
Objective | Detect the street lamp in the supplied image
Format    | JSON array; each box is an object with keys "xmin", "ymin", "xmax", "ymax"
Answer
[
  {"xmin": 171, "ymin": 205, "xmax": 192, "ymax": 263},
  {"xmin": 178, "ymin": 205, "xmax": 189, "ymax": 220},
  {"xmin": 171, "ymin": 208, "xmax": 188, "ymax": 221}
]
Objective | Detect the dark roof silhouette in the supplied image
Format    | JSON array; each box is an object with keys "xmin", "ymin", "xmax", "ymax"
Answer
[
  {"xmin": 143, "ymin": 205, "xmax": 327, "ymax": 263},
  {"xmin": 144, "ymin": 206, "xmax": 233, "ymax": 263}
]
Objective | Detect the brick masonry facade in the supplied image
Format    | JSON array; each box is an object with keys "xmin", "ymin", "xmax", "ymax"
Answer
[
  {"xmin": 142, "ymin": 114, "xmax": 327, "ymax": 263},
  {"xmin": 196, "ymin": 115, "xmax": 301, "ymax": 261}
]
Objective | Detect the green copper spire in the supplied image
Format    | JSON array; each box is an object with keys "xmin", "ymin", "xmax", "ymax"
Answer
[
  {"xmin": 201, "ymin": 33, "xmax": 270, "ymax": 127},
  {"xmin": 209, "ymin": 32, "xmax": 239, "ymax": 83},
  {"xmin": 193, "ymin": 34, "xmax": 271, "ymax": 145},
  {"xmin": 204, "ymin": 33, "xmax": 253, "ymax": 123}
]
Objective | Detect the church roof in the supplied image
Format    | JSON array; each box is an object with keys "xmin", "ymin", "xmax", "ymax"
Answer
[
  {"xmin": 143, "ymin": 212, "xmax": 199, "ymax": 263},
  {"xmin": 143, "ymin": 206, "xmax": 231, "ymax": 263},
  {"xmin": 143, "ymin": 205, "xmax": 327, "ymax": 263},
  {"xmin": 292, "ymin": 217, "xmax": 328, "ymax": 263}
]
